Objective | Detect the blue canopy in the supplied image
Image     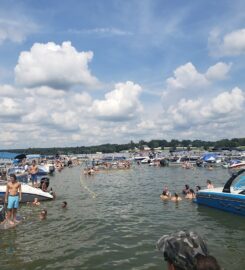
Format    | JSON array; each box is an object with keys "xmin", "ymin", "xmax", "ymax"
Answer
[
  {"xmin": 201, "ymin": 153, "xmax": 218, "ymax": 162},
  {"xmin": 230, "ymin": 159, "xmax": 241, "ymax": 164}
]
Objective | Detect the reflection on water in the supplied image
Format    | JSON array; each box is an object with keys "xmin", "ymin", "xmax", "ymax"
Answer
[{"xmin": 0, "ymin": 165, "xmax": 244, "ymax": 270}]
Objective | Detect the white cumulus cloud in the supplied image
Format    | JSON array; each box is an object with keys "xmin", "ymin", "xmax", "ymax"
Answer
[
  {"xmin": 164, "ymin": 87, "xmax": 245, "ymax": 130},
  {"xmin": 209, "ymin": 28, "xmax": 245, "ymax": 56},
  {"xmin": 91, "ymin": 81, "xmax": 142, "ymax": 121},
  {"xmin": 162, "ymin": 62, "xmax": 232, "ymax": 107},
  {"xmin": 15, "ymin": 41, "xmax": 99, "ymax": 89},
  {"xmin": 205, "ymin": 62, "xmax": 232, "ymax": 81},
  {"xmin": 0, "ymin": 97, "xmax": 23, "ymax": 117},
  {"xmin": 204, "ymin": 87, "xmax": 244, "ymax": 116},
  {"xmin": 165, "ymin": 62, "xmax": 209, "ymax": 91}
]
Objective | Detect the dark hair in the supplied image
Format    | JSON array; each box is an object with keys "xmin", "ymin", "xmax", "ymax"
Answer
[
  {"xmin": 162, "ymin": 191, "xmax": 167, "ymax": 196},
  {"xmin": 196, "ymin": 186, "xmax": 201, "ymax": 191},
  {"xmin": 62, "ymin": 201, "xmax": 67, "ymax": 206},
  {"xmin": 10, "ymin": 174, "xmax": 17, "ymax": 180},
  {"xmin": 185, "ymin": 185, "xmax": 189, "ymax": 189},
  {"xmin": 196, "ymin": 255, "xmax": 221, "ymax": 270},
  {"xmin": 174, "ymin": 193, "xmax": 178, "ymax": 198},
  {"xmin": 207, "ymin": 180, "xmax": 211, "ymax": 184},
  {"xmin": 190, "ymin": 189, "xmax": 195, "ymax": 194}
]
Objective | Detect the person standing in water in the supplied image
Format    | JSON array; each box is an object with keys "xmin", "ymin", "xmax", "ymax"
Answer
[
  {"xmin": 5, "ymin": 174, "xmax": 22, "ymax": 224},
  {"xmin": 207, "ymin": 180, "xmax": 214, "ymax": 189}
]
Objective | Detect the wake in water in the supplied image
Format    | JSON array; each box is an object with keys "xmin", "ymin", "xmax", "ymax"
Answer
[{"xmin": 80, "ymin": 174, "xmax": 97, "ymax": 199}]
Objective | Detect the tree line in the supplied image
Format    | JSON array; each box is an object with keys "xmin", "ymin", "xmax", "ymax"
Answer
[{"xmin": 1, "ymin": 138, "xmax": 245, "ymax": 155}]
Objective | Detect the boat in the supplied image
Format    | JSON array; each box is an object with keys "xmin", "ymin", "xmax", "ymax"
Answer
[
  {"xmin": 195, "ymin": 169, "xmax": 245, "ymax": 216},
  {"xmin": 0, "ymin": 181, "xmax": 53, "ymax": 203},
  {"xmin": 228, "ymin": 160, "xmax": 245, "ymax": 170}
]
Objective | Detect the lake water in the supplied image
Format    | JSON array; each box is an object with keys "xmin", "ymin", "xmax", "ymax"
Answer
[{"xmin": 1, "ymin": 165, "xmax": 245, "ymax": 270}]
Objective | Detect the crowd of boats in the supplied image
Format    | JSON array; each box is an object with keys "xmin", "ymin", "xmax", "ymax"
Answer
[
  {"xmin": 133, "ymin": 150, "xmax": 245, "ymax": 170},
  {"xmin": 0, "ymin": 149, "xmax": 244, "ymax": 217}
]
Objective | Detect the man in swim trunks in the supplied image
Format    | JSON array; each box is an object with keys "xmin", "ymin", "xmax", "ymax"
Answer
[
  {"xmin": 29, "ymin": 160, "xmax": 39, "ymax": 186},
  {"xmin": 5, "ymin": 174, "xmax": 22, "ymax": 224}
]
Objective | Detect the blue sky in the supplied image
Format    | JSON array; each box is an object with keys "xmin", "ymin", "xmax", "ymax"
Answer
[{"xmin": 0, "ymin": 0, "xmax": 245, "ymax": 148}]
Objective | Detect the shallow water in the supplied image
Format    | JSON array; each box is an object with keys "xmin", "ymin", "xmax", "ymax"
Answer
[{"xmin": 0, "ymin": 165, "xmax": 244, "ymax": 270}]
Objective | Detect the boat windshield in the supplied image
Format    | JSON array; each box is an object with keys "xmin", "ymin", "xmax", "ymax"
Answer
[
  {"xmin": 233, "ymin": 172, "xmax": 245, "ymax": 191},
  {"xmin": 223, "ymin": 169, "xmax": 245, "ymax": 193}
]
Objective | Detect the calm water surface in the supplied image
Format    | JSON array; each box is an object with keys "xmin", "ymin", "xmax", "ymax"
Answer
[{"xmin": 1, "ymin": 165, "xmax": 245, "ymax": 270}]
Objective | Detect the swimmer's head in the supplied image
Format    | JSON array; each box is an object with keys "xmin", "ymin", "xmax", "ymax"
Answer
[
  {"xmin": 61, "ymin": 201, "xmax": 67, "ymax": 208},
  {"xmin": 40, "ymin": 209, "xmax": 47, "ymax": 220}
]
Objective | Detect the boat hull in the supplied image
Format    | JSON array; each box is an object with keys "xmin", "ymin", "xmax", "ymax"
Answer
[
  {"xmin": 196, "ymin": 190, "xmax": 245, "ymax": 216},
  {"xmin": 0, "ymin": 184, "xmax": 53, "ymax": 203}
]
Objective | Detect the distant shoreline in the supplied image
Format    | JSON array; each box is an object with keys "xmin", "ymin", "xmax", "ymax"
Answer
[{"xmin": 1, "ymin": 138, "xmax": 244, "ymax": 155}]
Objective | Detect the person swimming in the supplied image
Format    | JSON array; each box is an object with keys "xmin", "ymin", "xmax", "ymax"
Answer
[
  {"xmin": 196, "ymin": 185, "xmax": 201, "ymax": 192},
  {"xmin": 32, "ymin": 198, "xmax": 40, "ymax": 206},
  {"xmin": 182, "ymin": 185, "xmax": 190, "ymax": 195},
  {"xmin": 39, "ymin": 209, "xmax": 47, "ymax": 220},
  {"xmin": 61, "ymin": 201, "xmax": 67, "ymax": 208},
  {"xmin": 160, "ymin": 191, "xmax": 170, "ymax": 200},
  {"xmin": 185, "ymin": 189, "xmax": 196, "ymax": 199},
  {"xmin": 171, "ymin": 193, "xmax": 182, "ymax": 202}
]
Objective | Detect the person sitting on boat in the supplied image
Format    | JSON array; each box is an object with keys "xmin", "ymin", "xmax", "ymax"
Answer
[
  {"xmin": 156, "ymin": 230, "xmax": 221, "ymax": 270},
  {"xmin": 207, "ymin": 180, "xmax": 214, "ymax": 189},
  {"xmin": 185, "ymin": 189, "xmax": 196, "ymax": 199},
  {"xmin": 41, "ymin": 181, "xmax": 48, "ymax": 192},
  {"xmin": 182, "ymin": 185, "xmax": 190, "ymax": 195},
  {"xmin": 171, "ymin": 193, "xmax": 182, "ymax": 202}
]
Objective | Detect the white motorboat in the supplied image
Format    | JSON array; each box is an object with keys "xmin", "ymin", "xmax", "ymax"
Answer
[{"xmin": 0, "ymin": 182, "xmax": 53, "ymax": 203}]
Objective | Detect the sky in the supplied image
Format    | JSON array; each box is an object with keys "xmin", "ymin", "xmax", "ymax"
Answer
[{"xmin": 0, "ymin": 0, "xmax": 245, "ymax": 149}]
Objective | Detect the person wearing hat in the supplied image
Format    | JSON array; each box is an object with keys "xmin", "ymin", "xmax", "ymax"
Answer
[{"xmin": 156, "ymin": 231, "xmax": 221, "ymax": 270}]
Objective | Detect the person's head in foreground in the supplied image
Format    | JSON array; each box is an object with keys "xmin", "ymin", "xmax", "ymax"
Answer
[
  {"xmin": 157, "ymin": 231, "xmax": 221, "ymax": 270},
  {"xmin": 39, "ymin": 209, "xmax": 47, "ymax": 220}
]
